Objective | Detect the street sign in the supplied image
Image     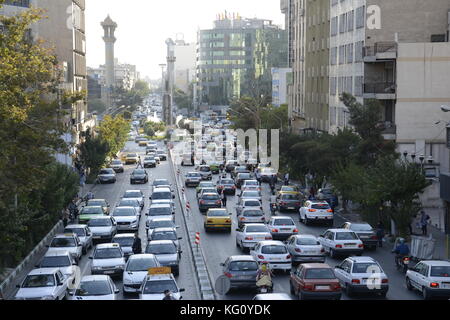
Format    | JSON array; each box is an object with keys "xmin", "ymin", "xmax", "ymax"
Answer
[{"xmin": 148, "ymin": 267, "xmax": 171, "ymax": 275}]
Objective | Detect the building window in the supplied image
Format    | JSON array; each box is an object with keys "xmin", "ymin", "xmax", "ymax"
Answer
[
  {"xmin": 354, "ymin": 41, "xmax": 364, "ymax": 62},
  {"xmin": 347, "ymin": 10, "xmax": 354, "ymax": 32},
  {"xmin": 330, "ymin": 47, "xmax": 337, "ymax": 65},
  {"xmin": 330, "ymin": 77, "xmax": 337, "ymax": 96},
  {"xmin": 3, "ymin": 0, "xmax": 30, "ymax": 7},
  {"xmin": 346, "ymin": 43, "xmax": 353, "ymax": 63},
  {"xmin": 354, "ymin": 76, "xmax": 363, "ymax": 96},
  {"xmin": 339, "ymin": 45, "xmax": 345, "ymax": 64},
  {"xmin": 339, "ymin": 13, "xmax": 346, "ymax": 34},
  {"xmin": 331, "ymin": 16, "xmax": 338, "ymax": 36},
  {"xmin": 356, "ymin": 6, "xmax": 365, "ymax": 29}
]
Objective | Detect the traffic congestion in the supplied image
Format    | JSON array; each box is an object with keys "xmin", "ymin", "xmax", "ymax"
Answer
[{"xmin": 11, "ymin": 109, "xmax": 450, "ymax": 301}]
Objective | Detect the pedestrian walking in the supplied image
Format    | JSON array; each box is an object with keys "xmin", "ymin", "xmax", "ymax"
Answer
[
  {"xmin": 221, "ymin": 192, "xmax": 227, "ymax": 208},
  {"xmin": 255, "ymin": 169, "xmax": 262, "ymax": 185},
  {"xmin": 420, "ymin": 210, "xmax": 430, "ymax": 236},
  {"xmin": 79, "ymin": 172, "xmax": 86, "ymax": 188},
  {"xmin": 376, "ymin": 220, "xmax": 385, "ymax": 248},
  {"xmin": 62, "ymin": 208, "xmax": 70, "ymax": 227},
  {"xmin": 284, "ymin": 173, "xmax": 290, "ymax": 186},
  {"xmin": 132, "ymin": 232, "xmax": 142, "ymax": 254}
]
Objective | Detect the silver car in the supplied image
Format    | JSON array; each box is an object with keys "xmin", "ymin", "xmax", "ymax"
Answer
[
  {"xmin": 266, "ymin": 216, "xmax": 298, "ymax": 241},
  {"xmin": 185, "ymin": 172, "xmax": 202, "ymax": 187},
  {"xmin": 146, "ymin": 218, "xmax": 179, "ymax": 237},
  {"xmin": 70, "ymin": 275, "xmax": 119, "ymax": 300},
  {"xmin": 220, "ymin": 256, "xmax": 259, "ymax": 290},
  {"xmin": 145, "ymin": 240, "xmax": 182, "ymax": 276},
  {"xmin": 123, "ymin": 254, "xmax": 160, "ymax": 294},
  {"xmin": 235, "ymin": 224, "xmax": 273, "ymax": 252},
  {"xmin": 286, "ymin": 235, "xmax": 326, "ymax": 264},
  {"xmin": 112, "ymin": 234, "xmax": 135, "ymax": 259},
  {"xmin": 111, "ymin": 207, "xmax": 139, "ymax": 232},
  {"xmin": 46, "ymin": 234, "xmax": 83, "ymax": 263},
  {"xmin": 90, "ymin": 243, "xmax": 126, "ymax": 278},
  {"xmin": 239, "ymin": 190, "xmax": 262, "ymax": 203},
  {"xmin": 14, "ymin": 268, "xmax": 69, "ymax": 300},
  {"xmin": 64, "ymin": 225, "xmax": 93, "ymax": 255},
  {"xmin": 236, "ymin": 198, "xmax": 263, "ymax": 216},
  {"xmin": 148, "ymin": 228, "xmax": 182, "ymax": 250},
  {"xmin": 87, "ymin": 216, "xmax": 117, "ymax": 242}
]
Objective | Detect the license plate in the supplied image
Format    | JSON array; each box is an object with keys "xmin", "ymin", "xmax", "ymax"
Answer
[
  {"xmin": 281, "ymin": 228, "xmax": 291, "ymax": 231},
  {"xmin": 315, "ymin": 285, "xmax": 330, "ymax": 290},
  {"xmin": 260, "ymin": 288, "xmax": 268, "ymax": 293},
  {"xmin": 442, "ymin": 283, "xmax": 450, "ymax": 289},
  {"xmin": 104, "ymin": 270, "xmax": 114, "ymax": 274},
  {"xmin": 235, "ymin": 276, "xmax": 251, "ymax": 280},
  {"xmin": 288, "ymin": 207, "xmax": 295, "ymax": 210},
  {"xmin": 344, "ymin": 243, "xmax": 356, "ymax": 247}
]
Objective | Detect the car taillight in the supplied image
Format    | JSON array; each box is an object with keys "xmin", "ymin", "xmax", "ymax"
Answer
[
  {"xmin": 327, "ymin": 209, "xmax": 333, "ymax": 213},
  {"xmin": 218, "ymin": 186, "xmax": 224, "ymax": 189},
  {"xmin": 225, "ymin": 219, "xmax": 231, "ymax": 223},
  {"xmin": 303, "ymin": 284, "xmax": 314, "ymax": 291},
  {"xmin": 308, "ymin": 209, "xmax": 316, "ymax": 212},
  {"xmin": 224, "ymin": 272, "xmax": 233, "ymax": 278},
  {"xmin": 320, "ymin": 248, "xmax": 325, "ymax": 253},
  {"xmin": 280, "ymin": 202, "xmax": 286, "ymax": 206},
  {"xmin": 371, "ymin": 235, "xmax": 378, "ymax": 240},
  {"xmin": 293, "ymin": 229, "xmax": 299, "ymax": 233},
  {"xmin": 358, "ymin": 244, "xmax": 364, "ymax": 248},
  {"xmin": 403, "ymin": 257, "xmax": 410, "ymax": 262},
  {"xmin": 265, "ymin": 236, "xmax": 272, "ymax": 240},
  {"xmin": 334, "ymin": 283, "xmax": 341, "ymax": 290},
  {"xmin": 295, "ymin": 248, "xmax": 302, "ymax": 253},
  {"xmin": 335, "ymin": 244, "xmax": 342, "ymax": 248},
  {"xmin": 216, "ymin": 200, "xmax": 221, "ymax": 204},
  {"xmin": 245, "ymin": 237, "xmax": 254, "ymax": 241},
  {"xmin": 272, "ymin": 229, "xmax": 279, "ymax": 233},
  {"xmin": 430, "ymin": 282, "xmax": 439, "ymax": 288},
  {"xmin": 257, "ymin": 255, "xmax": 265, "ymax": 260},
  {"xmin": 382, "ymin": 279, "xmax": 389, "ymax": 284},
  {"xmin": 240, "ymin": 217, "xmax": 246, "ymax": 221},
  {"xmin": 200, "ymin": 200, "xmax": 205, "ymax": 204},
  {"xmin": 351, "ymin": 279, "xmax": 360, "ymax": 284},
  {"xmin": 286, "ymin": 254, "xmax": 291, "ymax": 259}
]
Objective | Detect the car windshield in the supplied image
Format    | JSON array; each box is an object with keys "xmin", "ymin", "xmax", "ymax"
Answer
[
  {"xmin": 202, "ymin": 195, "xmax": 219, "ymax": 200},
  {"xmin": 50, "ymin": 238, "xmax": 76, "ymax": 247},
  {"xmin": 124, "ymin": 192, "xmax": 142, "ymax": 198},
  {"xmin": 199, "ymin": 183, "xmax": 214, "ymax": 188},
  {"xmin": 352, "ymin": 263, "xmax": 380, "ymax": 273},
  {"xmin": 88, "ymin": 201, "xmax": 106, "ymax": 207},
  {"xmin": 244, "ymin": 201, "xmax": 261, "ymax": 207},
  {"xmin": 273, "ymin": 219, "xmax": 295, "ymax": 226},
  {"xmin": 351, "ymin": 224, "xmax": 373, "ymax": 231},
  {"xmin": 113, "ymin": 208, "xmax": 135, "ymax": 217},
  {"xmin": 64, "ymin": 228, "xmax": 85, "ymax": 237},
  {"xmin": 152, "ymin": 192, "xmax": 171, "ymax": 200},
  {"xmin": 40, "ymin": 256, "xmax": 71, "ymax": 268},
  {"xmin": 145, "ymin": 157, "xmax": 155, "ymax": 161},
  {"xmin": 246, "ymin": 225, "xmax": 269, "ymax": 233},
  {"xmin": 430, "ymin": 266, "xmax": 450, "ymax": 277},
  {"xmin": 282, "ymin": 194, "xmax": 299, "ymax": 200},
  {"xmin": 238, "ymin": 174, "xmax": 251, "ymax": 179},
  {"xmin": 200, "ymin": 167, "xmax": 210, "ymax": 172},
  {"xmin": 113, "ymin": 238, "xmax": 134, "ymax": 247},
  {"xmin": 81, "ymin": 207, "xmax": 103, "ymax": 215},
  {"xmin": 88, "ymin": 219, "xmax": 112, "ymax": 227},
  {"xmin": 304, "ymin": 268, "xmax": 335, "ymax": 279},
  {"xmin": 100, "ymin": 169, "xmax": 113, "ymax": 175},
  {"xmin": 208, "ymin": 210, "xmax": 228, "ymax": 217},
  {"xmin": 146, "ymin": 243, "xmax": 177, "ymax": 254},
  {"xmin": 127, "ymin": 258, "xmax": 158, "ymax": 271},
  {"xmin": 23, "ymin": 275, "xmax": 55, "ymax": 288},
  {"xmin": 243, "ymin": 192, "xmax": 260, "ymax": 197},
  {"xmin": 75, "ymin": 281, "xmax": 112, "ymax": 296},
  {"xmin": 149, "ymin": 207, "xmax": 171, "ymax": 216},
  {"xmin": 188, "ymin": 173, "xmax": 201, "ymax": 178},
  {"xmin": 111, "ymin": 160, "xmax": 122, "ymax": 165},
  {"xmin": 143, "ymin": 280, "xmax": 177, "ymax": 294},
  {"xmin": 118, "ymin": 200, "xmax": 139, "ymax": 207},
  {"xmin": 152, "ymin": 231, "xmax": 177, "ymax": 241},
  {"xmin": 133, "ymin": 170, "xmax": 146, "ymax": 175},
  {"xmin": 94, "ymin": 248, "xmax": 122, "ymax": 259},
  {"xmin": 311, "ymin": 203, "xmax": 330, "ymax": 210},
  {"xmin": 245, "ymin": 181, "xmax": 258, "ymax": 186},
  {"xmin": 297, "ymin": 238, "xmax": 320, "ymax": 246},
  {"xmin": 335, "ymin": 232, "xmax": 358, "ymax": 240},
  {"xmin": 149, "ymin": 220, "xmax": 174, "ymax": 229},
  {"xmin": 229, "ymin": 261, "xmax": 258, "ymax": 271},
  {"xmin": 261, "ymin": 245, "xmax": 287, "ymax": 254},
  {"xmin": 201, "ymin": 189, "xmax": 217, "ymax": 194},
  {"xmin": 127, "ymin": 154, "xmax": 137, "ymax": 158},
  {"xmin": 154, "ymin": 180, "xmax": 169, "ymax": 186},
  {"xmin": 221, "ymin": 180, "xmax": 234, "ymax": 185},
  {"xmin": 243, "ymin": 210, "xmax": 263, "ymax": 217}
]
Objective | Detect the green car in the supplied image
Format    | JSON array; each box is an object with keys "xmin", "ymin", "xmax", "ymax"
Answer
[
  {"xmin": 196, "ymin": 181, "xmax": 215, "ymax": 194},
  {"xmin": 78, "ymin": 206, "xmax": 106, "ymax": 224},
  {"xmin": 208, "ymin": 163, "xmax": 220, "ymax": 174}
]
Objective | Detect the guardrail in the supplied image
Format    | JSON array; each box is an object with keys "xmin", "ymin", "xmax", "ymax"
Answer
[{"xmin": 0, "ymin": 220, "xmax": 63, "ymax": 299}]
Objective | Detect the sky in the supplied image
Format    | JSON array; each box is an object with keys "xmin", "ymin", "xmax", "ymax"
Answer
[{"xmin": 85, "ymin": 0, "xmax": 284, "ymax": 80}]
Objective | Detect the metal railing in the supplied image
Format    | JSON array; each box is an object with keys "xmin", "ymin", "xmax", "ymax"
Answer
[
  {"xmin": 363, "ymin": 42, "xmax": 397, "ymax": 57},
  {"xmin": 364, "ymin": 82, "xmax": 396, "ymax": 94}
]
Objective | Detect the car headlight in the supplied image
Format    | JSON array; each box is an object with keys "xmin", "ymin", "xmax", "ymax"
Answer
[
  {"xmin": 41, "ymin": 295, "xmax": 55, "ymax": 300},
  {"xmin": 92, "ymin": 266, "xmax": 102, "ymax": 270},
  {"xmin": 169, "ymin": 261, "xmax": 178, "ymax": 266},
  {"xmin": 115, "ymin": 265, "xmax": 125, "ymax": 269}
]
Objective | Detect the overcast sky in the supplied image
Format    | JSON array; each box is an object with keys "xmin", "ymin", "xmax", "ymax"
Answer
[{"xmin": 85, "ymin": 0, "xmax": 284, "ymax": 79}]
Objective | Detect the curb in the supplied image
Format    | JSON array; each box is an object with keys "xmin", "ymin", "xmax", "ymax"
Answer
[{"xmin": 169, "ymin": 150, "xmax": 216, "ymax": 300}]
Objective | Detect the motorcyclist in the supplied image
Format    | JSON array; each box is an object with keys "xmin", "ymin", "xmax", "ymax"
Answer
[
  {"xmin": 269, "ymin": 194, "xmax": 277, "ymax": 214},
  {"xmin": 392, "ymin": 238, "xmax": 410, "ymax": 267},
  {"xmin": 256, "ymin": 263, "xmax": 273, "ymax": 292},
  {"xmin": 68, "ymin": 199, "xmax": 78, "ymax": 221}
]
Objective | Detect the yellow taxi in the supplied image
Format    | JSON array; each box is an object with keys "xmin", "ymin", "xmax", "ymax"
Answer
[
  {"xmin": 204, "ymin": 208, "xmax": 232, "ymax": 233},
  {"xmin": 139, "ymin": 140, "xmax": 149, "ymax": 147},
  {"xmin": 277, "ymin": 185, "xmax": 301, "ymax": 197},
  {"xmin": 125, "ymin": 153, "xmax": 139, "ymax": 164}
]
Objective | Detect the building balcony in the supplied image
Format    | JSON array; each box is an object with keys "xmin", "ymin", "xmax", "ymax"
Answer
[
  {"xmin": 379, "ymin": 121, "xmax": 397, "ymax": 141},
  {"xmin": 363, "ymin": 82, "xmax": 396, "ymax": 100},
  {"xmin": 363, "ymin": 42, "xmax": 397, "ymax": 62}
]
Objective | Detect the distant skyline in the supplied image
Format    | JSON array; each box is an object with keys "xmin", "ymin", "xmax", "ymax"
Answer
[{"xmin": 85, "ymin": 0, "xmax": 284, "ymax": 79}]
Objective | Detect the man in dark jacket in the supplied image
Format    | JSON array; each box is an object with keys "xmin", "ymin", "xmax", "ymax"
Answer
[{"xmin": 132, "ymin": 232, "xmax": 142, "ymax": 254}]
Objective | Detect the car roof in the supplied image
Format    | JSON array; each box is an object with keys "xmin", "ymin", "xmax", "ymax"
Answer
[
  {"xmin": 128, "ymin": 254, "xmax": 156, "ymax": 260},
  {"xmin": 327, "ymin": 228, "xmax": 354, "ymax": 233},
  {"xmin": 146, "ymin": 274, "xmax": 173, "ymax": 281},
  {"xmin": 258, "ymin": 240, "xmax": 285, "ymax": 246},
  {"xmin": 149, "ymin": 203, "xmax": 171, "ymax": 208},
  {"xmin": 228, "ymin": 255, "xmax": 257, "ymax": 262},
  {"xmin": 54, "ymin": 233, "xmax": 77, "ymax": 238},
  {"xmin": 80, "ymin": 275, "xmax": 111, "ymax": 282},
  {"xmin": 420, "ymin": 260, "xmax": 450, "ymax": 266},
  {"xmin": 243, "ymin": 198, "xmax": 261, "ymax": 202},
  {"xmin": 115, "ymin": 206, "xmax": 135, "ymax": 210},
  {"xmin": 44, "ymin": 250, "xmax": 71, "ymax": 257},
  {"xmin": 95, "ymin": 243, "xmax": 121, "ymax": 249},
  {"xmin": 89, "ymin": 199, "xmax": 107, "ymax": 202},
  {"xmin": 301, "ymin": 263, "xmax": 332, "ymax": 269},
  {"xmin": 244, "ymin": 223, "xmax": 267, "ymax": 228},
  {"xmin": 202, "ymin": 193, "xmax": 219, "ymax": 196},
  {"xmin": 89, "ymin": 216, "xmax": 111, "ymax": 220},
  {"xmin": 152, "ymin": 227, "xmax": 176, "ymax": 232},
  {"xmin": 65, "ymin": 224, "xmax": 87, "ymax": 229},
  {"xmin": 113, "ymin": 233, "xmax": 135, "ymax": 238},
  {"xmin": 125, "ymin": 190, "xmax": 142, "ymax": 193},
  {"xmin": 82, "ymin": 206, "xmax": 103, "ymax": 209},
  {"xmin": 150, "ymin": 217, "xmax": 174, "ymax": 222},
  {"xmin": 153, "ymin": 187, "xmax": 171, "ymax": 192},
  {"xmin": 293, "ymin": 234, "xmax": 317, "ymax": 239},
  {"xmin": 271, "ymin": 216, "xmax": 294, "ymax": 220},
  {"xmin": 148, "ymin": 240, "xmax": 176, "ymax": 245},
  {"xmin": 346, "ymin": 256, "xmax": 377, "ymax": 263},
  {"xmin": 29, "ymin": 268, "xmax": 60, "ymax": 275}
]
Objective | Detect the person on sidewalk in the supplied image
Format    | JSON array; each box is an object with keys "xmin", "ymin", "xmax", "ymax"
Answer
[
  {"xmin": 376, "ymin": 221, "xmax": 385, "ymax": 248},
  {"xmin": 255, "ymin": 169, "xmax": 262, "ymax": 185},
  {"xmin": 221, "ymin": 192, "xmax": 227, "ymax": 208},
  {"xmin": 284, "ymin": 173, "xmax": 290, "ymax": 186},
  {"xmin": 420, "ymin": 211, "xmax": 431, "ymax": 236},
  {"xmin": 62, "ymin": 208, "xmax": 70, "ymax": 227},
  {"xmin": 132, "ymin": 232, "xmax": 142, "ymax": 254}
]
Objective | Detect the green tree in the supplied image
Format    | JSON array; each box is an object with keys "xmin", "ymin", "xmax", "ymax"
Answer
[
  {"xmin": 79, "ymin": 129, "xmax": 109, "ymax": 179},
  {"xmin": 97, "ymin": 115, "xmax": 130, "ymax": 159},
  {"xmin": 88, "ymin": 99, "xmax": 107, "ymax": 114}
]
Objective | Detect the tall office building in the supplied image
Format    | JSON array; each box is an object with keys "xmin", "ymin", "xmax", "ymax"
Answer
[
  {"xmin": 196, "ymin": 13, "xmax": 288, "ymax": 106},
  {"xmin": 173, "ymin": 37, "xmax": 197, "ymax": 93},
  {"xmin": 1, "ymin": 0, "xmax": 89, "ymax": 166}
]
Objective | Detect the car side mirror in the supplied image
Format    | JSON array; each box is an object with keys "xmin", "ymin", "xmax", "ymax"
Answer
[
  {"xmin": 178, "ymin": 237, "xmax": 182, "ymax": 240},
  {"xmin": 114, "ymin": 288, "xmax": 120, "ymax": 294},
  {"xmin": 220, "ymin": 263, "xmax": 225, "ymax": 266},
  {"xmin": 173, "ymin": 195, "xmax": 175, "ymax": 199},
  {"xmin": 89, "ymin": 256, "xmax": 93, "ymax": 259},
  {"xmin": 35, "ymin": 265, "xmax": 39, "ymax": 268},
  {"xmin": 319, "ymin": 235, "xmax": 324, "ymax": 238},
  {"xmin": 180, "ymin": 288, "xmax": 185, "ymax": 293}
]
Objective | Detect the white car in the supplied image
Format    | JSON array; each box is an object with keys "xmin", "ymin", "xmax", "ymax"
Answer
[
  {"xmin": 237, "ymin": 207, "xmax": 266, "ymax": 228},
  {"xmin": 123, "ymin": 254, "xmax": 160, "ymax": 294},
  {"xmin": 146, "ymin": 218, "xmax": 179, "ymax": 237},
  {"xmin": 250, "ymin": 241, "xmax": 292, "ymax": 271},
  {"xmin": 64, "ymin": 224, "xmax": 93, "ymax": 255},
  {"xmin": 123, "ymin": 190, "xmax": 145, "ymax": 209},
  {"xmin": 286, "ymin": 235, "xmax": 325, "ymax": 264},
  {"xmin": 112, "ymin": 234, "xmax": 135, "ymax": 259},
  {"xmin": 299, "ymin": 200, "xmax": 334, "ymax": 226},
  {"xmin": 36, "ymin": 251, "xmax": 78, "ymax": 287},
  {"xmin": 197, "ymin": 165, "xmax": 213, "ymax": 180},
  {"xmin": 266, "ymin": 216, "xmax": 298, "ymax": 240},
  {"xmin": 235, "ymin": 223, "xmax": 272, "ymax": 252},
  {"xmin": 241, "ymin": 180, "xmax": 261, "ymax": 191},
  {"xmin": 46, "ymin": 234, "xmax": 83, "ymax": 263},
  {"xmin": 406, "ymin": 260, "xmax": 450, "ymax": 299},
  {"xmin": 236, "ymin": 198, "xmax": 263, "ymax": 216},
  {"xmin": 140, "ymin": 274, "xmax": 185, "ymax": 300},
  {"xmin": 334, "ymin": 256, "xmax": 389, "ymax": 297},
  {"xmin": 90, "ymin": 243, "xmax": 126, "ymax": 278},
  {"xmin": 14, "ymin": 268, "xmax": 69, "ymax": 300},
  {"xmin": 239, "ymin": 190, "xmax": 263, "ymax": 203},
  {"xmin": 70, "ymin": 275, "xmax": 119, "ymax": 300},
  {"xmin": 116, "ymin": 198, "xmax": 141, "ymax": 216},
  {"xmin": 146, "ymin": 203, "xmax": 175, "ymax": 225},
  {"xmin": 87, "ymin": 216, "xmax": 117, "ymax": 242},
  {"xmin": 150, "ymin": 188, "xmax": 176, "ymax": 208},
  {"xmin": 111, "ymin": 207, "xmax": 139, "ymax": 232},
  {"xmin": 318, "ymin": 229, "xmax": 364, "ymax": 258}
]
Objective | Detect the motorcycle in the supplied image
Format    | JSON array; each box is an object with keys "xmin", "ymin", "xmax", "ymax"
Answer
[
  {"xmin": 256, "ymin": 274, "xmax": 273, "ymax": 294},
  {"xmin": 394, "ymin": 255, "xmax": 410, "ymax": 273},
  {"xmin": 270, "ymin": 184, "xmax": 276, "ymax": 195},
  {"xmin": 270, "ymin": 203, "xmax": 277, "ymax": 215}
]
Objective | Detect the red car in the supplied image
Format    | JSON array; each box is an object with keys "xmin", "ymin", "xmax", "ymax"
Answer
[{"xmin": 290, "ymin": 263, "xmax": 341, "ymax": 300}]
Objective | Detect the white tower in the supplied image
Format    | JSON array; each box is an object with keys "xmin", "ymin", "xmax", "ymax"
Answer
[{"xmin": 101, "ymin": 15, "xmax": 117, "ymax": 106}]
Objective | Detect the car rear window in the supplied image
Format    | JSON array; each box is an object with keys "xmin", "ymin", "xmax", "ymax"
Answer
[
  {"xmin": 430, "ymin": 266, "xmax": 450, "ymax": 277},
  {"xmin": 243, "ymin": 210, "xmax": 263, "ymax": 217},
  {"xmin": 304, "ymin": 268, "xmax": 335, "ymax": 279},
  {"xmin": 311, "ymin": 203, "xmax": 330, "ymax": 210},
  {"xmin": 152, "ymin": 192, "xmax": 171, "ymax": 200},
  {"xmin": 152, "ymin": 231, "xmax": 177, "ymax": 241},
  {"xmin": 203, "ymin": 194, "xmax": 219, "ymax": 200},
  {"xmin": 246, "ymin": 225, "xmax": 269, "ymax": 233},
  {"xmin": 261, "ymin": 245, "xmax": 287, "ymax": 254},
  {"xmin": 350, "ymin": 224, "xmax": 373, "ymax": 231},
  {"xmin": 297, "ymin": 238, "xmax": 320, "ymax": 246},
  {"xmin": 149, "ymin": 207, "xmax": 171, "ymax": 216},
  {"xmin": 335, "ymin": 232, "xmax": 358, "ymax": 240},
  {"xmin": 282, "ymin": 194, "xmax": 299, "ymax": 200},
  {"xmin": 352, "ymin": 263, "xmax": 380, "ymax": 274},
  {"xmin": 244, "ymin": 200, "xmax": 261, "ymax": 207},
  {"xmin": 273, "ymin": 219, "xmax": 295, "ymax": 226},
  {"xmin": 229, "ymin": 261, "xmax": 258, "ymax": 271}
]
